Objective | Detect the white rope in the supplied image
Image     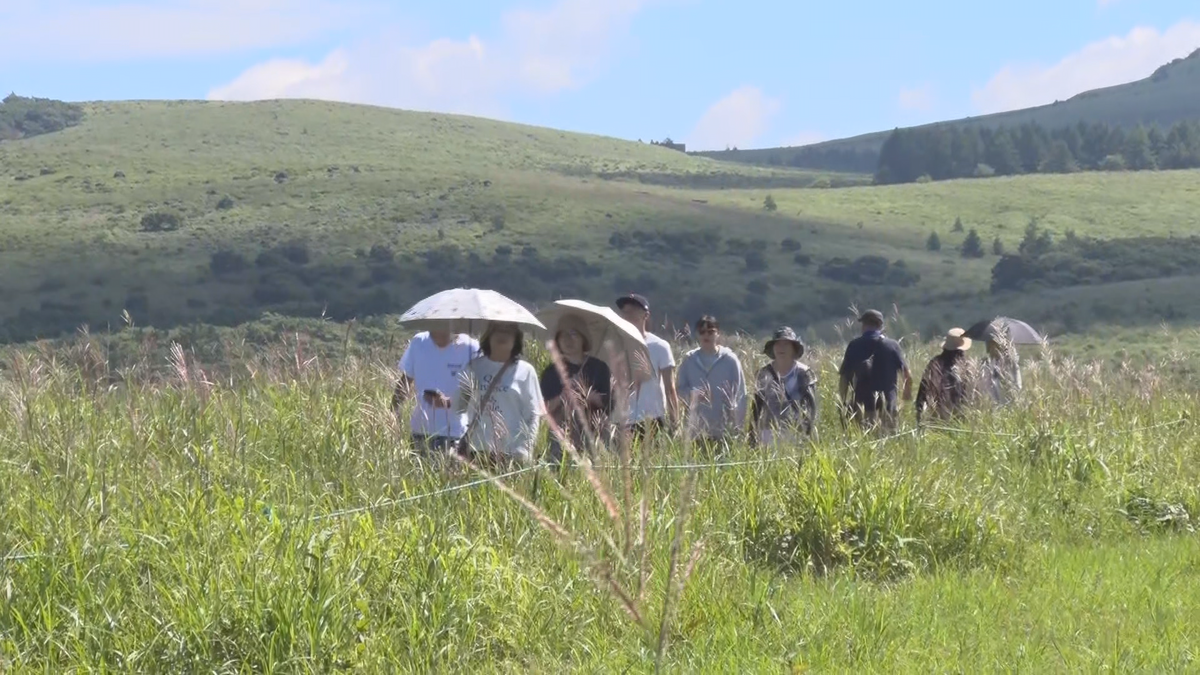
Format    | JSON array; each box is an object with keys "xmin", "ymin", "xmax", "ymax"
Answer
[{"xmin": 2, "ymin": 418, "xmax": 1186, "ymax": 563}]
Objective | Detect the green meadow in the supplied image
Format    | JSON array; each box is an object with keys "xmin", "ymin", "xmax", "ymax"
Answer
[{"xmin": 1, "ymin": 329, "xmax": 1198, "ymax": 671}]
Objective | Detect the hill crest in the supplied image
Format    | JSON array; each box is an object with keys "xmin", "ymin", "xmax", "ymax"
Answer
[{"xmin": 696, "ymin": 47, "xmax": 1200, "ymax": 173}]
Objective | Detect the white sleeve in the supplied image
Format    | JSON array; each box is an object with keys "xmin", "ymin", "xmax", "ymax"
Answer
[
  {"xmin": 733, "ymin": 357, "xmax": 748, "ymax": 428},
  {"xmin": 518, "ymin": 363, "xmax": 544, "ymax": 456},
  {"xmin": 398, "ymin": 340, "xmax": 417, "ymax": 377},
  {"xmin": 659, "ymin": 341, "xmax": 676, "ymax": 369}
]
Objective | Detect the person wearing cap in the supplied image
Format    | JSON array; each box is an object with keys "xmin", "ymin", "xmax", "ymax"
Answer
[
  {"xmin": 749, "ymin": 326, "xmax": 817, "ymax": 447},
  {"xmin": 915, "ymin": 328, "xmax": 975, "ymax": 426},
  {"xmin": 837, "ymin": 309, "xmax": 912, "ymax": 430},
  {"xmin": 615, "ymin": 293, "xmax": 679, "ymax": 442},
  {"xmin": 675, "ymin": 315, "xmax": 747, "ymax": 453},
  {"xmin": 539, "ymin": 314, "xmax": 614, "ymax": 463}
]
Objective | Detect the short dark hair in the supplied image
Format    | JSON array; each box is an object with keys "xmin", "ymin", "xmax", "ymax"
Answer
[
  {"xmin": 480, "ymin": 323, "xmax": 524, "ymax": 359},
  {"xmin": 695, "ymin": 315, "xmax": 719, "ymax": 331}
]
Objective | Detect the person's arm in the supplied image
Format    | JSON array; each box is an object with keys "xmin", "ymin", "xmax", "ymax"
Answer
[
  {"xmin": 539, "ymin": 364, "xmax": 565, "ymax": 416},
  {"xmin": 914, "ymin": 362, "xmax": 932, "ymax": 425},
  {"xmin": 901, "ymin": 358, "xmax": 914, "ymax": 402},
  {"xmin": 837, "ymin": 344, "xmax": 854, "ymax": 406},
  {"xmin": 661, "ymin": 343, "xmax": 680, "ymax": 426},
  {"xmin": 392, "ymin": 344, "xmax": 418, "ymax": 413},
  {"xmin": 519, "ymin": 364, "xmax": 545, "ymax": 458},
  {"xmin": 662, "ymin": 366, "xmax": 680, "ymax": 427},
  {"xmin": 801, "ymin": 370, "xmax": 818, "ymax": 434},
  {"xmin": 392, "ymin": 373, "xmax": 414, "ymax": 413},
  {"xmin": 747, "ymin": 391, "xmax": 763, "ymax": 445},
  {"xmin": 732, "ymin": 358, "xmax": 748, "ymax": 431},
  {"xmin": 593, "ymin": 360, "xmax": 613, "ymax": 413}
]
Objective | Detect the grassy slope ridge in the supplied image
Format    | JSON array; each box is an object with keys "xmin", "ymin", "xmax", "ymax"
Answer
[
  {"xmin": 697, "ymin": 48, "xmax": 1200, "ymax": 170},
  {"xmin": 3, "ymin": 99, "xmax": 1200, "ymax": 349}
]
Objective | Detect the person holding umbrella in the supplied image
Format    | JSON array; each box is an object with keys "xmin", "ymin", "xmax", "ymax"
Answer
[
  {"xmin": 455, "ymin": 321, "xmax": 545, "ymax": 466},
  {"xmin": 539, "ymin": 314, "xmax": 614, "ymax": 463},
  {"xmin": 964, "ymin": 317, "xmax": 1037, "ymax": 406},
  {"xmin": 749, "ymin": 326, "xmax": 817, "ymax": 447},
  {"xmin": 392, "ymin": 328, "xmax": 480, "ymax": 454}
]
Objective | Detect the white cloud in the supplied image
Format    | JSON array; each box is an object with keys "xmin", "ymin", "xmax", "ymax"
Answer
[
  {"xmin": 684, "ymin": 86, "xmax": 782, "ymax": 151},
  {"xmin": 971, "ymin": 20, "xmax": 1200, "ymax": 114},
  {"xmin": 897, "ymin": 83, "xmax": 935, "ymax": 111},
  {"xmin": 207, "ymin": 0, "xmax": 660, "ymax": 117},
  {"xmin": 0, "ymin": 0, "xmax": 372, "ymax": 61}
]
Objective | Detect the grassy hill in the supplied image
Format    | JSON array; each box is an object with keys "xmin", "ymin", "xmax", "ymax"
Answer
[
  {"xmin": 3, "ymin": 98, "xmax": 1200, "ymax": 349},
  {"xmin": 697, "ymin": 48, "xmax": 1200, "ymax": 173}
]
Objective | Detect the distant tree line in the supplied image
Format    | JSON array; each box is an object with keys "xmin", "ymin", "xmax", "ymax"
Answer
[
  {"xmin": 875, "ymin": 119, "xmax": 1200, "ymax": 184},
  {"xmin": 0, "ymin": 94, "xmax": 85, "ymax": 141},
  {"xmin": 990, "ymin": 220, "xmax": 1200, "ymax": 293},
  {"xmin": 746, "ymin": 146, "xmax": 880, "ymax": 174}
]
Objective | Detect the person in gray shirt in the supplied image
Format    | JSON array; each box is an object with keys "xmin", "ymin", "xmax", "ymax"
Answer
[{"xmin": 676, "ymin": 315, "xmax": 747, "ymax": 454}]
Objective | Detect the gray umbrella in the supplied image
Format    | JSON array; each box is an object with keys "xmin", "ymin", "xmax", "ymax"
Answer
[{"xmin": 964, "ymin": 317, "xmax": 1044, "ymax": 345}]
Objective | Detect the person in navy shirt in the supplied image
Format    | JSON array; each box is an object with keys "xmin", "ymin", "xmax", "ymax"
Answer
[{"xmin": 837, "ymin": 309, "xmax": 912, "ymax": 430}]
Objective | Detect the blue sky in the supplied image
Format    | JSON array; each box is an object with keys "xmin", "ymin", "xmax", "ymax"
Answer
[{"xmin": 1, "ymin": 0, "xmax": 1198, "ymax": 150}]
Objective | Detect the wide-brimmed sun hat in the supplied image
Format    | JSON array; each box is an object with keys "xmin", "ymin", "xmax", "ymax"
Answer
[
  {"xmin": 941, "ymin": 327, "xmax": 972, "ymax": 352},
  {"xmin": 764, "ymin": 326, "xmax": 805, "ymax": 358}
]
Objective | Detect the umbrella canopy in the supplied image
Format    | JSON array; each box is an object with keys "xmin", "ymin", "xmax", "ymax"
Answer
[
  {"xmin": 536, "ymin": 299, "xmax": 654, "ymax": 385},
  {"xmin": 964, "ymin": 317, "xmax": 1044, "ymax": 345},
  {"xmin": 399, "ymin": 288, "xmax": 546, "ymax": 333}
]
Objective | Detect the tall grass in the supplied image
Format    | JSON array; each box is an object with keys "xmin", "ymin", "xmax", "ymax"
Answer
[{"xmin": 1, "ymin": 323, "xmax": 1199, "ymax": 671}]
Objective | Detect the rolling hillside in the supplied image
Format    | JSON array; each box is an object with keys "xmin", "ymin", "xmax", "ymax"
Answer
[
  {"xmin": 3, "ymin": 98, "xmax": 1200, "ymax": 348},
  {"xmin": 697, "ymin": 48, "xmax": 1200, "ymax": 173}
]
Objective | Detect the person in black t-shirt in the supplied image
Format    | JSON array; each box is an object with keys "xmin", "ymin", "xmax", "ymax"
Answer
[
  {"xmin": 540, "ymin": 314, "xmax": 613, "ymax": 462},
  {"xmin": 837, "ymin": 309, "xmax": 912, "ymax": 430}
]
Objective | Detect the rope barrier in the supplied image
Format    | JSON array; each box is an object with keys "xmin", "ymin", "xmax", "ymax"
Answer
[
  {"xmin": 1, "ymin": 417, "xmax": 1188, "ymax": 564},
  {"xmin": 308, "ymin": 464, "xmax": 542, "ymax": 522}
]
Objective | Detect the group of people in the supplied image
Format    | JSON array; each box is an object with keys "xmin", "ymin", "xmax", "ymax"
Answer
[{"xmin": 391, "ymin": 294, "xmax": 1022, "ymax": 465}]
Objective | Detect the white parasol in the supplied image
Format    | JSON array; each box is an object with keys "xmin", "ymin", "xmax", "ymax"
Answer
[
  {"xmin": 535, "ymin": 299, "xmax": 654, "ymax": 386},
  {"xmin": 399, "ymin": 288, "xmax": 546, "ymax": 333}
]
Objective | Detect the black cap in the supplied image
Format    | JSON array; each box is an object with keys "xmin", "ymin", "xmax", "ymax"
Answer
[
  {"xmin": 859, "ymin": 309, "xmax": 884, "ymax": 325},
  {"xmin": 616, "ymin": 293, "xmax": 649, "ymax": 312}
]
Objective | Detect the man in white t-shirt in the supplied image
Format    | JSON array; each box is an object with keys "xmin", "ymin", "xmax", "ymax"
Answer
[
  {"xmin": 392, "ymin": 329, "xmax": 481, "ymax": 453},
  {"xmin": 616, "ymin": 293, "xmax": 679, "ymax": 442}
]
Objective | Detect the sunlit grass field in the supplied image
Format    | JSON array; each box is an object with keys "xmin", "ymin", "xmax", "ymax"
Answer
[{"xmin": 2, "ymin": 320, "xmax": 1197, "ymax": 671}]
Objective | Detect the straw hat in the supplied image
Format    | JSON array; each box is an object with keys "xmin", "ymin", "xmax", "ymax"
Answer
[{"xmin": 941, "ymin": 327, "xmax": 972, "ymax": 352}]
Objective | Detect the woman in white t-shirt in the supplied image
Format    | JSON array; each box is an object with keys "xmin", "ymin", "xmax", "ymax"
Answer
[{"xmin": 456, "ymin": 321, "xmax": 545, "ymax": 465}]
